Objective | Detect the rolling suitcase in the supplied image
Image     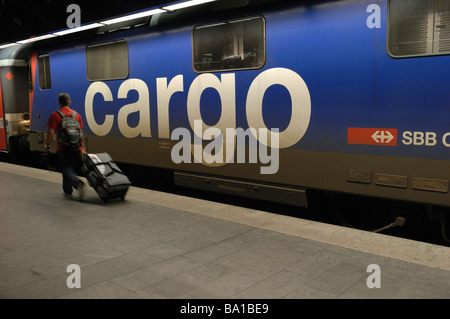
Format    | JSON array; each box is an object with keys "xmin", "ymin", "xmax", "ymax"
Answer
[{"xmin": 82, "ymin": 153, "xmax": 131, "ymax": 203}]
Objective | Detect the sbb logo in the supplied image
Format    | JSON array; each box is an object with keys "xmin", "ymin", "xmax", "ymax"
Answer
[{"xmin": 402, "ymin": 131, "xmax": 437, "ymax": 146}]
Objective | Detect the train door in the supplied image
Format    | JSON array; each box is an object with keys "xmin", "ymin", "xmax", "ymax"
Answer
[
  {"xmin": 0, "ymin": 75, "xmax": 6, "ymax": 151},
  {"xmin": 0, "ymin": 65, "xmax": 31, "ymax": 153}
]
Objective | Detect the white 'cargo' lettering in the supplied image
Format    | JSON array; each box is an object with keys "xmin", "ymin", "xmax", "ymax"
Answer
[{"xmin": 85, "ymin": 68, "xmax": 312, "ymax": 151}]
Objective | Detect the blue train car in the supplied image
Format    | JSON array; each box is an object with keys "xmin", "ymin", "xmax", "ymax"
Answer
[{"xmin": 1, "ymin": 0, "xmax": 449, "ymax": 213}]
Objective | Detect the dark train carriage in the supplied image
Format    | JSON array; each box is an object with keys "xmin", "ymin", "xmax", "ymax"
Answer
[{"xmin": 0, "ymin": 45, "xmax": 33, "ymax": 153}]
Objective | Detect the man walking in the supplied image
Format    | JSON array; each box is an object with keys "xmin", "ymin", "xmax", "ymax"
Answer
[{"xmin": 45, "ymin": 93, "xmax": 87, "ymax": 200}]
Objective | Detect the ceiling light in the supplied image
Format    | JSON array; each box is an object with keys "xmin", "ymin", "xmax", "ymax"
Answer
[
  {"xmin": 16, "ymin": 34, "xmax": 58, "ymax": 44},
  {"xmin": 164, "ymin": 0, "xmax": 217, "ymax": 11},
  {"xmin": 53, "ymin": 23, "xmax": 105, "ymax": 36},
  {"xmin": 101, "ymin": 8, "xmax": 165, "ymax": 25}
]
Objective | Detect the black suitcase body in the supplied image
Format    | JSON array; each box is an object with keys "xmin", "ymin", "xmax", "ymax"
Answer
[{"xmin": 82, "ymin": 153, "xmax": 131, "ymax": 203}]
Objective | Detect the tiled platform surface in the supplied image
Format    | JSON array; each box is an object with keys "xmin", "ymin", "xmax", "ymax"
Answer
[{"xmin": 0, "ymin": 161, "xmax": 449, "ymax": 299}]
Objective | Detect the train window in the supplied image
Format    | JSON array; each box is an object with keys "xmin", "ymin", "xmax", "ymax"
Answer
[
  {"xmin": 38, "ymin": 54, "xmax": 51, "ymax": 90},
  {"xmin": 86, "ymin": 40, "xmax": 129, "ymax": 81},
  {"xmin": 388, "ymin": 0, "xmax": 450, "ymax": 57},
  {"xmin": 192, "ymin": 16, "xmax": 265, "ymax": 73}
]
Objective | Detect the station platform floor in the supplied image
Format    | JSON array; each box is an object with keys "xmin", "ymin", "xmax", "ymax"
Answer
[{"xmin": 0, "ymin": 161, "xmax": 449, "ymax": 300}]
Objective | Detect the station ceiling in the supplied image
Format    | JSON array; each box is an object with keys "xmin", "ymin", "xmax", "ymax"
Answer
[{"xmin": 0, "ymin": 0, "xmax": 176, "ymax": 44}]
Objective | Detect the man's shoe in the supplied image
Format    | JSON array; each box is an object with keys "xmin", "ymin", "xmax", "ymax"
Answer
[{"xmin": 63, "ymin": 192, "xmax": 73, "ymax": 199}]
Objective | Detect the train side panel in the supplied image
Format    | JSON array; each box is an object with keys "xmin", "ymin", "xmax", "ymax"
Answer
[{"xmin": 28, "ymin": 0, "xmax": 450, "ymax": 207}]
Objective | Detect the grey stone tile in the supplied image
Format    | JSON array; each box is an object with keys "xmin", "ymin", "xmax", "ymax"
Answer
[
  {"xmin": 112, "ymin": 255, "xmax": 203, "ymax": 292},
  {"xmin": 83, "ymin": 231, "xmax": 139, "ymax": 250},
  {"xmin": 338, "ymin": 278, "xmax": 395, "ymax": 299},
  {"xmin": 338, "ymin": 263, "xmax": 416, "ymax": 299},
  {"xmin": 395, "ymin": 268, "xmax": 450, "ymax": 299},
  {"xmin": 343, "ymin": 251, "xmax": 390, "ymax": 268},
  {"xmin": 78, "ymin": 251, "xmax": 161, "ymax": 288},
  {"xmin": 233, "ymin": 270, "xmax": 310, "ymax": 298},
  {"xmin": 188, "ymin": 269, "xmax": 267, "ymax": 299},
  {"xmin": 151, "ymin": 263, "xmax": 234, "ymax": 297},
  {"xmin": 0, "ymin": 246, "xmax": 50, "ymax": 266},
  {"xmin": 233, "ymin": 228, "xmax": 290, "ymax": 246},
  {"xmin": 61, "ymin": 281, "xmax": 145, "ymax": 299},
  {"xmin": 109, "ymin": 236, "xmax": 166, "ymax": 254},
  {"xmin": 168, "ymin": 234, "xmax": 216, "ymax": 251},
  {"xmin": 45, "ymin": 238, "xmax": 105, "ymax": 260},
  {"xmin": 136, "ymin": 285, "xmax": 177, "ymax": 298},
  {"xmin": 29, "ymin": 263, "xmax": 73, "ymax": 279},
  {"xmin": 303, "ymin": 262, "xmax": 366, "ymax": 296},
  {"xmin": 109, "ymin": 266, "xmax": 161, "ymax": 292},
  {"xmin": 285, "ymin": 285, "xmax": 336, "ymax": 299},
  {"xmin": 0, "ymin": 253, "xmax": 62, "ymax": 278},
  {"xmin": 143, "ymin": 243, "xmax": 188, "ymax": 259},
  {"xmin": 239, "ymin": 249, "xmax": 307, "ymax": 276},
  {"xmin": 382, "ymin": 256, "xmax": 431, "ymax": 274},
  {"xmin": 337, "ymin": 259, "xmax": 450, "ymax": 299},
  {"xmin": 286, "ymin": 250, "xmax": 346, "ymax": 278},
  {"xmin": 213, "ymin": 245, "xmax": 269, "ymax": 271},
  {"xmin": 0, "ymin": 273, "xmax": 72, "ymax": 299},
  {"xmin": 13, "ymin": 230, "xmax": 80, "ymax": 251},
  {"xmin": 193, "ymin": 222, "xmax": 253, "ymax": 243},
  {"xmin": 164, "ymin": 212, "xmax": 215, "ymax": 230},
  {"xmin": 182, "ymin": 237, "xmax": 252, "ymax": 264},
  {"xmin": 260, "ymin": 234, "xmax": 326, "ymax": 256},
  {"xmin": 0, "ymin": 269, "xmax": 46, "ymax": 292},
  {"xmin": 145, "ymin": 224, "xmax": 202, "ymax": 243},
  {"xmin": 64, "ymin": 247, "xmax": 126, "ymax": 268}
]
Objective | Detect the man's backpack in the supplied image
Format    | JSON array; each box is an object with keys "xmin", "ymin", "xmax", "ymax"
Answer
[{"xmin": 57, "ymin": 110, "xmax": 83, "ymax": 150}]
